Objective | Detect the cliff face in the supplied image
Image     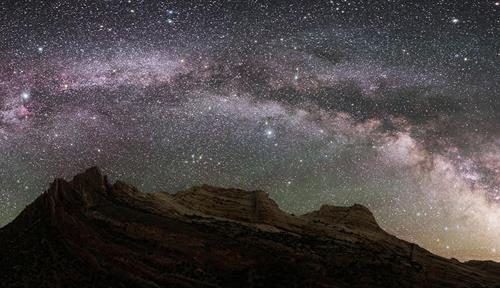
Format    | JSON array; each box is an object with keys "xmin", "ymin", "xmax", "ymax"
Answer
[
  {"xmin": 173, "ymin": 185, "xmax": 291, "ymax": 225},
  {"xmin": 1, "ymin": 167, "xmax": 500, "ymax": 288},
  {"xmin": 302, "ymin": 203, "xmax": 384, "ymax": 233}
]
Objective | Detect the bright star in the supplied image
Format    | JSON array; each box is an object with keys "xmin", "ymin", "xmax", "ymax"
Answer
[
  {"xmin": 21, "ymin": 91, "xmax": 31, "ymax": 101},
  {"xmin": 264, "ymin": 127, "xmax": 275, "ymax": 138}
]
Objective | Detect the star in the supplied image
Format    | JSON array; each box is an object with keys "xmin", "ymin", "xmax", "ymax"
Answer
[
  {"xmin": 20, "ymin": 91, "xmax": 31, "ymax": 101},
  {"xmin": 264, "ymin": 127, "xmax": 275, "ymax": 139}
]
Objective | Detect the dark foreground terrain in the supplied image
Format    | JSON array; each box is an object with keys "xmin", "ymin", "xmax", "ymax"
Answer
[{"xmin": 1, "ymin": 167, "xmax": 500, "ymax": 287}]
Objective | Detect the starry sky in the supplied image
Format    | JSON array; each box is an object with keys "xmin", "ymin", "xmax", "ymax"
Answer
[{"xmin": 1, "ymin": 0, "xmax": 500, "ymax": 261}]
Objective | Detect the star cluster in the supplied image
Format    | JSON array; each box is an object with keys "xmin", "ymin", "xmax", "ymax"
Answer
[{"xmin": 0, "ymin": 0, "xmax": 499, "ymax": 261}]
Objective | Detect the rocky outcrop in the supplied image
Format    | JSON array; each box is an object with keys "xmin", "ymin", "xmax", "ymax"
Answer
[
  {"xmin": 1, "ymin": 167, "xmax": 500, "ymax": 288},
  {"xmin": 173, "ymin": 185, "xmax": 294, "ymax": 226},
  {"xmin": 465, "ymin": 260, "xmax": 500, "ymax": 276},
  {"xmin": 302, "ymin": 203, "xmax": 384, "ymax": 233}
]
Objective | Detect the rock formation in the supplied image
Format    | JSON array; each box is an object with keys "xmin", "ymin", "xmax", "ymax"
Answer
[{"xmin": 1, "ymin": 167, "xmax": 499, "ymax": 287}]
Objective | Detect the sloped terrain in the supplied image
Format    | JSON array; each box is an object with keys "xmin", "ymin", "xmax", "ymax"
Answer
[{"xmin": 1, "ymin": 167, "xmax": 499, "ymax": 288}]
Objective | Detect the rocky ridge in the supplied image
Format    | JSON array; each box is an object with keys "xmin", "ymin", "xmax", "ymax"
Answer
[{"xmin": 1, "ymin": 167, "xmax": 500, "ymax": 287}]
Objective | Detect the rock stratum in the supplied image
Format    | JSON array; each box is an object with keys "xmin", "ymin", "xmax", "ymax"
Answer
[{"xmin": 1, "ymin": 167, "xmax": 500, "ymax": 288}]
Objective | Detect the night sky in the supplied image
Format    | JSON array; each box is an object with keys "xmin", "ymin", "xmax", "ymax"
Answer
[{"xmin": 1, "ymin": 0, "xmax": 499, "ymax": 261}]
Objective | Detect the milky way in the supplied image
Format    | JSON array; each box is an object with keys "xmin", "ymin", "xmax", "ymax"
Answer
[{"xmin": 1, "ymin": 0, "xmax": 500, "ymax": 261}]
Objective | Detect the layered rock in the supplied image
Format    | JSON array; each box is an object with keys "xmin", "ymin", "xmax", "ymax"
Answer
[
  {"xmin": 1, "ymin": 167, "xmax": 500, "ymax": 288},
  {"xmin": 173, "ymin": 185, "xmax": 294, "ymax": 226},
  {"xmin": 302, "ymin": 203, "xmax": 383, "ymax": 233}
]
